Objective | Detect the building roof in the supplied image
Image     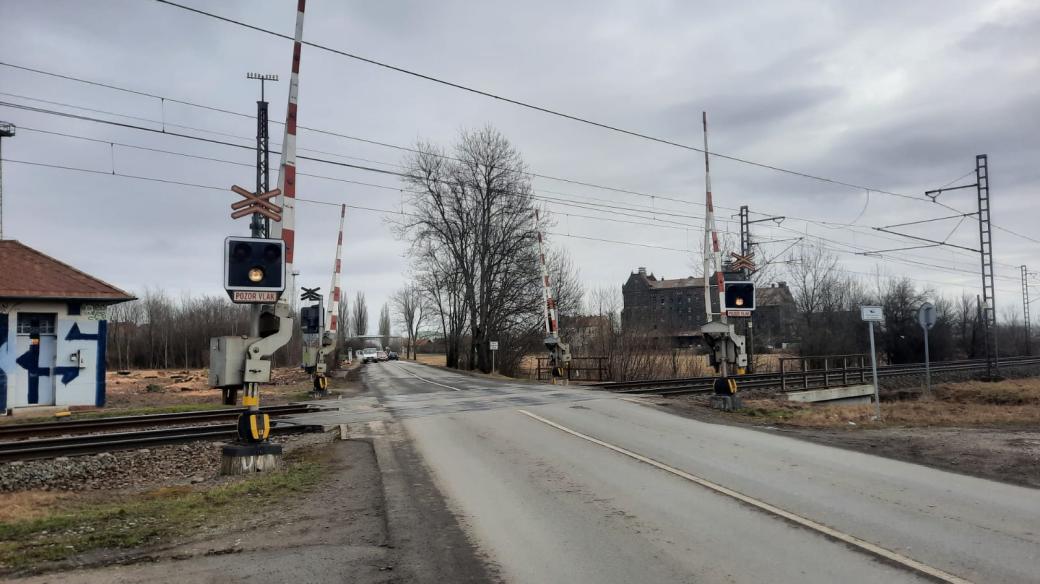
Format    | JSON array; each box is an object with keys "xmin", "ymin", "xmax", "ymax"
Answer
[
  {"xmin": 0, "ymin": 240, "xmax": 134, "ymax": 302},
  {"xmin": 758, "ymin": 284, "xmax": 795, "ymax": 306}
]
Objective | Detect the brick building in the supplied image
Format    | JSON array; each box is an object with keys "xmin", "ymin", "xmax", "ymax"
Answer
[{"xmin": 621, "ymin": 267, "xmax": 796, "ymax": 347}]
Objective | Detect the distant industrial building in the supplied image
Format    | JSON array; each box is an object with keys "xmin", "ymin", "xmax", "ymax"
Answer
[
  {"xmin": 0, "ymin": 241, "xmax": 134, "ymax": 412},
  {"xmin": 621, "ymin": 267, "xmax": 797, "ymax": 347}
]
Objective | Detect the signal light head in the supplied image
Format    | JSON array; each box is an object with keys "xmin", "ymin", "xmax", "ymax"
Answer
[
  {"xmin": 735, "ymin": 297, "xmax": 744, "ymax": 306},
  {"xmin": 248, "ymin": 267, "xmax": 265, "ymax": 282}
]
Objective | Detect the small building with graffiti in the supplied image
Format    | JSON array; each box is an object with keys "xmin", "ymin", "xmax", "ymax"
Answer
[{"xmin": 0, "ymin": 241, "xmax": 134, "ymax": 412}]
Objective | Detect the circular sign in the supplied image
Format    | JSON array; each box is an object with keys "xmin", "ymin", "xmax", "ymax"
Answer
[{"xmin": 917, "ymin": 302, "xmax": 937, "ymax": 330}]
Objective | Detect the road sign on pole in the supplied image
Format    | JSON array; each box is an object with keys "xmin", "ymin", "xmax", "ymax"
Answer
[
  {"xmin": 918, "ymin": 302, "xmax": 936, "ymax": 394},
  {"xmin": 490, "ymin": 340, "xmax": 499, "ymax": 372},
  {"xmin": 861, "ymin": 306, "xmax": 883, "ymax": 419}
]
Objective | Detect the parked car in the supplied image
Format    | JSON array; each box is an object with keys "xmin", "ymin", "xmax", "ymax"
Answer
[
  {"xmin": 376, "ymin": 350, "xmax": 388, "ymax": 361},
  {"xmin": 361, "ymin": 348, "xmax": 379, "ymax": 364},
  {"xmin": 387, "ymin": 351, "xmax": 399, "ymax": 361}
]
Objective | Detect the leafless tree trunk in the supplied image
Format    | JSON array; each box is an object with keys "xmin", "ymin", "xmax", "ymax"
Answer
[
  {"xmin": 352, "ymin": 292, "xmax": 369, "ymax": 338},
  {"xmin": 393, "ymin": 285, "xmax": 425, "ymax": 359},
  {"xmin": 378, "ymin": 303, "xmax": 391, "ymax": 350}
]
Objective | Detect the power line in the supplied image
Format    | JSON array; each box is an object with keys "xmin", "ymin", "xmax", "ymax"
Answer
[
  {"xmin": 0, "ymin": 62, "xmax": 702, "ymax": 209},
  {"xmin": 2, "ymin": 156, "xmax": 701, "ymax": 255},
  {"xmin": 138, "ymin": 4, "xmax": 964, "ymax": 208},
  {"xmin": 5, "ymin": 152, "xmax": 1021, "ymax": 287},
  {"xmin": 7, "ymin": 102, "xmax": 1022, "ymax": 279},
  {"xmin": 5, "ymin": 64, "xmax": 1037, "ymax": 246}
]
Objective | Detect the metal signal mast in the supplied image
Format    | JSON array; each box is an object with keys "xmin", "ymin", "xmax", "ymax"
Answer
[
  {"xmin": 535, "ymin": 208, "xmax": 570, "ymax": 381},
  {"xmin": 209, "ymin": 0, "xmax": 307, "ymax": 473}
]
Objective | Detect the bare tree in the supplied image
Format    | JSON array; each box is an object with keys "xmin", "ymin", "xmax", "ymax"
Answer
[
  {"xmin": 378, "ymin": 303, "xmax": 391, "ymax": 349},
  {"xmin": 397, "ymin": 126, "xmax": 542, "ymax": 372},
  {"xmin": 393, "ymin": 285, "xmax": 425, "ymax": 359},
  {"xmin": 352, "ymin": 291, "xmax": 369, "ymax": 337}
]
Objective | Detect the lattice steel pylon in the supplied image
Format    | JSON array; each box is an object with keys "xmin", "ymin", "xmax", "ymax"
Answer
[
  {"xmin": 1023, "ymin": 265, "xmax": 1032, "ymax": 357},
  {"xmin": 976, "ymin": 154, "xmax": 998, "ymax": 378}
]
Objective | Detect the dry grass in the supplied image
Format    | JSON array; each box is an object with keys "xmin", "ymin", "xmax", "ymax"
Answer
[
  {"xmin": 740, "ymin": 377, "xmax": 1040, "ymax": 428},
  {"xmin": 0, "ymin": 492, "xmax": 71, "ymax": 523},
  {"xmin": 414, "ymin": 353, "xmax": 447, "ymax": 367}
]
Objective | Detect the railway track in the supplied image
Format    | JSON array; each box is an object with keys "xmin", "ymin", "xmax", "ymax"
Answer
[
  {"xmin": 595, "ymin": 355, "xmax": 1040, "ymax": 396},
  {"xmin": 0, "ymin": 404, "xmax": 327, "ymax": 462},
  {"xmin": 0, "ymin": 421, "xmax": 322, "ymax": 462},
  {"xmin": 0, "ymin": 404, "xmax": 318, "ymax": 439}
]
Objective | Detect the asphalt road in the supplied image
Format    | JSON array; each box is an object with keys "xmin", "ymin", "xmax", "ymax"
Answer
[{"xmin": 364, "ymin": 360, "xmax": 1040, "ymax": 584}]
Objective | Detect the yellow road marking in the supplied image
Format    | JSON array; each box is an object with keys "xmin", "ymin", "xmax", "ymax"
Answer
[{"xmin": 516, "ymin": 408, "xmax": 973, "ymax": 584}]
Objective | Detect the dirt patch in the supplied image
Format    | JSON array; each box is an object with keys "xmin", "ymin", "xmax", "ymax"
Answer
[
  {"xmin": 102, "ymin": 367, "xmax": 314, "ymax": 409},
  {"xmin": 647, "ymin": 376, "xmax": 1040, "ymax": 489}
]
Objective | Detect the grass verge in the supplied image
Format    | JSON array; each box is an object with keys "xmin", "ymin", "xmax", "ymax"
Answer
[
  {"xmin": 737, "ymin": 377, "xmax": 1040, "ymax": 428},
  {"xmin": 0, "ymin": 457, "xmax": 324, "ymax": 574}
]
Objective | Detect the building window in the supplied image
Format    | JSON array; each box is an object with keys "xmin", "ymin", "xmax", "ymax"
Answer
[{"xmin": 17, "ymin": 313, "xmax": 56, "ymax": 335}]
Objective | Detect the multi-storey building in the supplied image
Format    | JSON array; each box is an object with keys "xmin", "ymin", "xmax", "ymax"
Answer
[{"xmin": 621, "ymin": 267, "xmax": 796, "ymax": 347}]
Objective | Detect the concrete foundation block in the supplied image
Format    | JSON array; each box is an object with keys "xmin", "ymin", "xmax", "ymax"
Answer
[
  {"xmin": 786, "ymin": 384, "xmax": 875, "ymax": 405},
  {"xmin": 710, "ymin": 395, "xmax": 743, "ymax": 411},
  {"xmin": 220, "ymin": 442, "xmax": 284, "ymax": 475}
]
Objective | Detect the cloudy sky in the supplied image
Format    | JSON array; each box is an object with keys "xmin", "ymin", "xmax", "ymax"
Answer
[{"xmin": 1, "ymin": 0, "xmax": 1037, "ymax": 332}]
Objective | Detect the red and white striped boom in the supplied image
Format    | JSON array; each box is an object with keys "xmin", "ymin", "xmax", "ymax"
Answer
[
  {"xmin": 535, "ymin": 209, "xmax": 559, "ymax": 338},
  {"xmin": 702, "ymin": 111, "xmax": 726, "ymax": 324},
  {"xmin": 326, "ymin": 204, "xmax": 345, "ymax": 335},
  {"xmin": 270, "ymin": 0, "xmax": 306, "ymax": 300}
]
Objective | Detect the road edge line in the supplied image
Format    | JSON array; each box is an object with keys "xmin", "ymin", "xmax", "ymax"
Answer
[
  {"xmin": 391, "ymin": 362, "xmax": 462, "ymax": 391},
  {"xmin": 516, "ymin": 408, "xmax": 973, "ymax": 584}
]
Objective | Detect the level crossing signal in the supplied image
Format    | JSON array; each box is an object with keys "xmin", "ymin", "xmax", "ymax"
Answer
[
  {"xmin": 724, "ymin": 281, "xmax": 756, "ymax": 312},
  {"xmin": 224, "ymin": 236, "xmax": 285, "ymax": 303}
]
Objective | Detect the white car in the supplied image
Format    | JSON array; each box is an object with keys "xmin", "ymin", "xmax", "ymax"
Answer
[{"xmin": 361, "ymin": 348, "xmax": 379, "ymax": 364}]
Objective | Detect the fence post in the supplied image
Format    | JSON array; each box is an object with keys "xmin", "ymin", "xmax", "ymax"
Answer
[
  {"xmin": 842, "ymin": 356, "xmax": 848, "ymax": 386},
  {"xmin": 824, "ymin": 357, "xmax": 830, "ymax": 388},
  {"xmin": 780, "ymin": 358, "xmax": 786, "ymax": 391},
  {"xmin": 803, "ymin": 357, "xmax": 808, "ymax": 390}
]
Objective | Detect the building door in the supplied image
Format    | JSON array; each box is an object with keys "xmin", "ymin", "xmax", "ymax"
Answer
[{"xmin": 15, "ymin": 313, "xmax": 57, "ymax": 406}]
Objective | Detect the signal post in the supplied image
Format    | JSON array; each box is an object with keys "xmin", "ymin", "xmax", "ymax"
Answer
[
  {"xmin": 208, "ymin": 0, "xmax": 308, "ymax": 474},
  {"xmin": 698, "ymin": 112, "xmax": 753, "ymax": 411}
]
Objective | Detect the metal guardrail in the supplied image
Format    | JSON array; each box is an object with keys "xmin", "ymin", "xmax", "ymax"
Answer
[{"xmin": 593, "ymin": 355, "xmax": 1040, "ymax": 396}]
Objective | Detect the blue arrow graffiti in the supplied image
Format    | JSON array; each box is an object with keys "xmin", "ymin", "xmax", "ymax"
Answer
[{"xmin": 65, "ymin": 323, "xmax": 100, "ymax": 342}]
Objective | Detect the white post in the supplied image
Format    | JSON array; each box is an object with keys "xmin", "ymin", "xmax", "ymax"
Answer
[
  {"xmin": 868, "ymin": 321, "xmax": 881, "ymax": 419},
  {"xmin": 924, "ymin": 327, "xmax": 931, "ymax": 394}
]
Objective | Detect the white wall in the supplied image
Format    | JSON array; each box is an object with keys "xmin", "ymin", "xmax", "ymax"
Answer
[{"xmin": 0, "ymin": 300, "xmax": 109, "ymax": 410}]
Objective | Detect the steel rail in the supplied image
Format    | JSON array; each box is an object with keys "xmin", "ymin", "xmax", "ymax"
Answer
[
  {"xmin": 0, "ymin": 404, "xmax": 319, "ymax": 439},
  {"xmin": 0, "ymin": 421, "xmax": 322, "ymax": 462}
]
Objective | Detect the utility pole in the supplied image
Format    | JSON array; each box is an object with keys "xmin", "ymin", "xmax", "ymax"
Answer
[
  {"xmin": 0, "ymin": 121, "xmax": 15, "ymax": 240},
  {"xmin": 736, "ymin": 205, "xmax": 784, "ymax": 373},
  {"xmin": 1023, "ymin": 265, "xmax": 1032, "ymax": 356}
]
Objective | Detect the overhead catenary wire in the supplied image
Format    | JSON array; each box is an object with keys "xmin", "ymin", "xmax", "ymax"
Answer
[
  {"xmin": 3, "ymin": 153, "xmax": 1023, "ymax": 288},
  {"xmin": 4, "ymin": 102, "xmax": 1024, "ymax": 279},
  {"xmin": 3, "ymin": 60, "xmax": 1037, "ymax": 247},
  {"xmin": 0, "ymin": 98, "xmax": 994, "ymax": 256}
]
